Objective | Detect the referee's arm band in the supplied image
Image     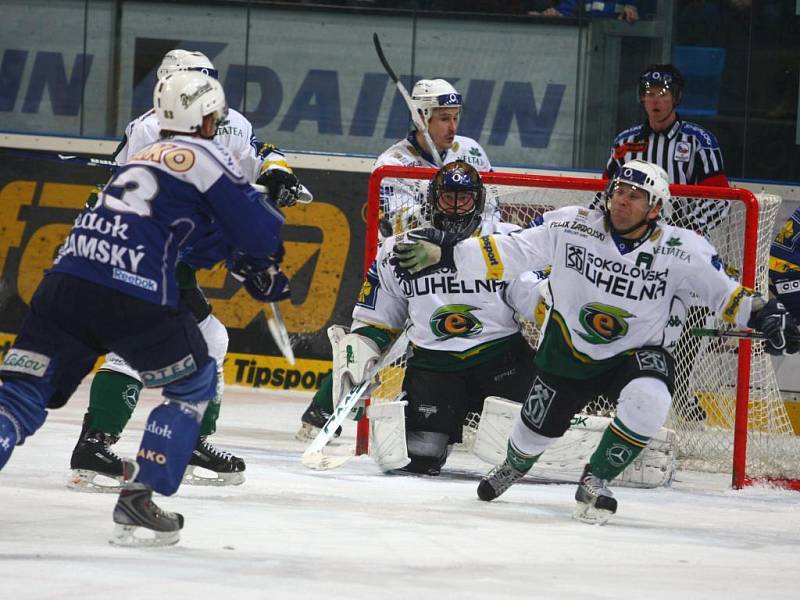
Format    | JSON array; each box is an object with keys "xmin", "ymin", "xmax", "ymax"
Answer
[{"xmin": 698, "ymin": 173, "xmax": 729, "ymax": 188}]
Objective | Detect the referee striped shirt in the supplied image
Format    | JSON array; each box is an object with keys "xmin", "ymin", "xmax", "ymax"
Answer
[{"xmin": 596, "ymin": 117, "xmax": 729, "ymax": 235}]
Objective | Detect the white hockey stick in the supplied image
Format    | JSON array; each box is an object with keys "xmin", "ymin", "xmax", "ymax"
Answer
[
  {"xmin": 372, "ymin": 33, "xmax": 443, "ymax": 168},
  {"xmin": 302, "ymin": 326, "xmax": 411, "ymax": 470},
  {"xmin": 267, "ymin": 302, "xmax": 295, "ymax": 365}
]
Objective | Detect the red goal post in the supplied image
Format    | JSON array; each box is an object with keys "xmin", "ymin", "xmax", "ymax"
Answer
[{"xmin": 360, "ymin": 165, "xmax": 798, "ymax": 490}]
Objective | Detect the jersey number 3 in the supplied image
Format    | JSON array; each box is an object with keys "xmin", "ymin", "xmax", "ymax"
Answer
[{"xmin": 98, "ymin": 166, "xmax": 158, "ymax": 217}]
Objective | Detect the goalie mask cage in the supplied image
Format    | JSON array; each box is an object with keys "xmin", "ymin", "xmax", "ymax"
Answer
[{"xmin": 359, "ymin": 165, "xmax": 800, "ymax": 490}]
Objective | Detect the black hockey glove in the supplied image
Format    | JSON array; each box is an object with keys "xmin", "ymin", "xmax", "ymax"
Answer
[
  {"xmin": 228, "ymin": 252, "xmax": 291, "ymax": 303},
  {"xmin": 748, "ymin": 298, "xmax": 793, "ymax": 355},
  {"xmin": 390, "ymin": 228, "xmax": 460, "ymax": 282},
  {"xmin": 256, "ymin": 168, "xmax": 301, "ymax": 208}
]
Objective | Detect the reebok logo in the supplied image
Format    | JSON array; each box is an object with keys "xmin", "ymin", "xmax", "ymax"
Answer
[
  {"xmin": 1, "ymin": 349, "xmax": 50, "ymax": 377},
  {"xmin": 145, "ymin": 421, "xmax": 173, "ymax": 439}
]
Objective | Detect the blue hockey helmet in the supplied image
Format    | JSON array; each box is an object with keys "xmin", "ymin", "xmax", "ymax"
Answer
[{"xmin": 426, "ymin": 161, "xmax": 485, "ymax": 239}]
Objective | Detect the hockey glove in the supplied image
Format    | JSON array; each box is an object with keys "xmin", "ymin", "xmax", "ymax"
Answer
[
  {"xmin": 390, "ymin": 228, "xmax": 459, "ymax": 281},
  {"xmin": 748, "ymin": 298, "xmax": 791, "ymax": 355},
  {"xmin": 256, "ymin": 168, "xmax": 301, "ymax": 208},
  {"xmin": 228, "ymin": 253, "xmax": 291, "ymax": 303}
]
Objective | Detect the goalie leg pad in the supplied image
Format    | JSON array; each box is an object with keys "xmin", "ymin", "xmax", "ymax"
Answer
[
  {"xmin": 472, "ymin": 396, "xmax": 522, "ymax": 465},
  {"xmin": 368, "ymin": 400, "xmax": 410, "ymax": 472},
  {"xmin": 331, "ymin": 330, "xmax": 381, "ymax": 409}
]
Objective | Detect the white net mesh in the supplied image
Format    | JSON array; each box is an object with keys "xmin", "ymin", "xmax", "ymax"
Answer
[{"xmin": 364, "ymin": 170, "xmax": 800, "ymax": 483}]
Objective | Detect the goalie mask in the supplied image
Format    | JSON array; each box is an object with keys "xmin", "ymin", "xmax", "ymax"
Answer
[
  {"xmin": 154, "ymin": 71, "xmax": 227, "ymax": 134},
  {"xmin": 426, "ymin": 161, "xmax": 485, "ymax": 239},
  {"xmin": 638, "ymin": 64, "xmax": 684, "ymax": 105},
  {"xmin": 411, "ymin": 79, "xmax": 462, "ymax": 124},
  {"xmin": 605, "ymin": 159, "xmax": 671, "ymax": 229},
  {"xmin": 157, "ymin": 49, "xmax": 219, "ymax": 81}
]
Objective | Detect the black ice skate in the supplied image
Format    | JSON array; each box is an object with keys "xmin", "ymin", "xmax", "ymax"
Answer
[
  {"xmin": 573, "ymin": 463, "xmax": 618, "ymax": 525},
  {"xmin": 110, "ymin": 459, "xmax": 183, "ymax": 547},
  {"xmin": 182, "ymin": 436, "xmax": 246, "ymax": 486},
  {"xmin": 67, "ymin": 413, "xmax": 125, "ymax": 493},
  {"xmin": 295, "ymin": 401, "xmax": 342, "ymax": 442},
  {"xmin": 477, "ymin": 460, "xmax": 528, "ymax": 501}
]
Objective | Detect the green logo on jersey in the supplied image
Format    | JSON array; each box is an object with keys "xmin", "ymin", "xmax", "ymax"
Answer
[
  {"xmin": 575, "ymin": 303, "xmax": 633, "ymax": 344},
  {"xmin": 469, "ymin": 147, "xmax": 481, "ymax": 156},
  {"xmin": 666, "ymin": 236, "xmax": 683, "ymax": 247},
  {"xmin": 430, "ymin": 304, "xmax": 483, "ymax": 340}
]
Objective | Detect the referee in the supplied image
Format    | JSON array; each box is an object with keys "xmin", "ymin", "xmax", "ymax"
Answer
[
  {"xmin": 602, "ymin": 64, "xmax": 730, "ymax": 235},
  {"xmin": 595, "ymin": 64, "xmax": 732, "ymax": 423}
]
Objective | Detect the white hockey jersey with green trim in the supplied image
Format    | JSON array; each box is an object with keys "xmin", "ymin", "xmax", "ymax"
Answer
[
  {"xmin": 352, "ymin": 221, "xmax": 545, "ymax": 352},
  {"xmin": 452, "ymin": 206, "xmax": 756, "ymax": 370}
]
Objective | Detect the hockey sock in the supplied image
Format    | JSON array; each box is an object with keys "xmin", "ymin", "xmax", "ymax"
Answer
[
  {"xmin": 507, "ymin": 440, "xmax": 540, "ymax": 473},
  {"xmin": 88, "ymin": 370, "xmax": 142, "ymax": 436},
  {"xmin": 137, "ymin": 399, "xmax": 207, "ymax": 496},
  {"xmin": 199, "ymin": 363, "xmax": 224, "ymax": 437},
  {"xmin": 0, "ymin": 413, "xmax": 19, "ymax": 470},
  {"xmin": 588, "ymin": 417, "xmax": 649, "ymax": 481},
  {"xmin": 312, "ymin": 372, "xmax": 334, "ymax": 414}
]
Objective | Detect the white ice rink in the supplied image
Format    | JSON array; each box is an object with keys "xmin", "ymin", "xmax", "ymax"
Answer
[{"xmin": 1, "ymin": 381, "xmax": 799, "ymax": 600}]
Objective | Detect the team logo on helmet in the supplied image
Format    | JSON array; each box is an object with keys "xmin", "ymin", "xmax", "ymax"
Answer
[
  {"xmin": 430, "ymin": 304, "xmax": 483, "ymax": 340},
  {"xmin": 576, "ymin": 303, "xmax": 633, "ymax": 344}
]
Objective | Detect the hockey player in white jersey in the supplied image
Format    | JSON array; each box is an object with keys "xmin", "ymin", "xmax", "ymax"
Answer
[
  {"xmin": 69, "ymin": 49, "xmax": 305, "ymax": 490},
  {"xmin": 373, "ymin": 78, "xmax": 495, "ymax": 238},
  {"xmin": 0, "ymin": 71, "xmax": 289, "ymax": 545},
  {"xmin": 392, "ymin": 159, "xmax": 800, "ymax": 522},
  {"xmin": 302, "ymin": 161, "xmax": 543, "ymax": 475}
]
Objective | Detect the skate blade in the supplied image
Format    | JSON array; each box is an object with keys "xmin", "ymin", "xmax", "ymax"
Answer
[
  {"xmin": 109, "ymin": 524, "xmax": 180, "ymax": 547},
  {"xmin": 182, "ymin": 466, "xmax": 245, "ymax": 487},
  {"xmin": 572, "ymin": 501, "xmax": 613, "ymax": 525},
  {"xmin": 66, "ymin": 469, "xmax": 123, "ymax": 493},
  {"xmin": 294, "ymin": 423, "xmax": 319, "ymax": 442}
]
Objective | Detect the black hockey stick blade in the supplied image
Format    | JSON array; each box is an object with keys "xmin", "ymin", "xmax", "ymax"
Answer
[
  {"xmin": 373, "ymin": 33, "xmax": 398, "ymax": 84},
  {"xmin": 690, "ymin": 327, "xmax": 766, "ymax": 340}
]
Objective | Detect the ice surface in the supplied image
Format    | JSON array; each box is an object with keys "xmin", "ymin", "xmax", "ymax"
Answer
[{"xmin": 1, "ymin": 382, "xmax": 799, "ymax": 599}]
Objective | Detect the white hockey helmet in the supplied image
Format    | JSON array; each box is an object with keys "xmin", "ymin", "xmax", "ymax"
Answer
[
  {"xmin": 157, "ymin": 49, "xmax": 218, "ymax": 80},
  {"xmin": 607, "ymin": 159, "xmax": 671, "ymax": 214},
  {"xmin": 411, "ymin": 78, "xmax": 462, "ymax": 124},
  {"xmin": 153, "ymin": 71, "xmax": 227, "ymax": 134}
]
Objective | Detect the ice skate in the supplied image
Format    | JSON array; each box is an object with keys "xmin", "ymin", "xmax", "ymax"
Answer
[
  {"xmin": 295, "ymin": 401, "xmax": 342, "ymax": 442},
  {"xmin": 477, "ymin": 460, "xmax": 527, "ymax": 501},
  {"xmin": 182, "ymin": 436, "xmax": 245, "ymax": 486},
  {"xmin": 573, "ymin": 463, "xmax": 617, "ymax": 525},
  {"xmin": 110, "ymin": 460, "xmax": 183, "ymax": 547},
  {"xmin": 67, "ymin": 414, "xmax": 125, "ymax": 493}
]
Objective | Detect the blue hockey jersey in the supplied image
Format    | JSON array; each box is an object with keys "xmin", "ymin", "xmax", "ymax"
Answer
[{"xmin": 51, "ymin": 136, "xmax": 284, "ymax": 306}]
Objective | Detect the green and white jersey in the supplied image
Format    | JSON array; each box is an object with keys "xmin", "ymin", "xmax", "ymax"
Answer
[
  {"xmin": 453, "ymin": 206, "xmax": 757, "ymax": 378},
  {"xmin": 352, "ymin": 221, "xmax": 545, "ymax": 357}
]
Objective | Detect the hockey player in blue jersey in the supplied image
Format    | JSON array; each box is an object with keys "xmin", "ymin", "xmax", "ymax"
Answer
[{"xmin": 0, "ymin": 71, "xmax": 289, "ymax": 546}]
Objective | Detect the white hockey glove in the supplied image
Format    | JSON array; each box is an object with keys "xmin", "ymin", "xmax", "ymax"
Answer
[
  {"xmin": 390, "ymin": 229, "xmax": 461, "ymax": 281},
  {"xmin": 329, "ymin": 327, "xmax": 382, "ymax": 417}
]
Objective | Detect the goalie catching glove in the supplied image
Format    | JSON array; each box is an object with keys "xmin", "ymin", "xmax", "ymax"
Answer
[
  {"xmin": 227, "ymin": 250, "xmax": 290, "ymax": 303},
  {"xmin": 390, "ymin": 228, "xmax": 463, "ymax": 281},
  {"xmin": 748, "ymin": 297, "xmax": 800, "ymax": 355}
]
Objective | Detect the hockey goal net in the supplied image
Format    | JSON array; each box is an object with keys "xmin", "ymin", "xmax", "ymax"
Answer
[{"xmin": 358, "ymin": 165, "xmax": 800, "ymax": 489}]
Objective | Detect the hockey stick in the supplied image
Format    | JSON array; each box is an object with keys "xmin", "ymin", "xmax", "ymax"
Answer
[
  {"xmin": 372, "ymin": 33, "xmax": 443, "ymax": 168},
  {"xmin": 691, "ymin": 328, "xmax": 766, "ymax": 340},
  {"xmin": 267, "ymin": 302, "xmax": 296, "ymax": 365},
  {"xmin": 302, "ymin": 325, "xmax": 411, "ymax": 470},
  {"xmin": 251, "ymin": 182, "xmax": 313, "ymax": 205}
]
